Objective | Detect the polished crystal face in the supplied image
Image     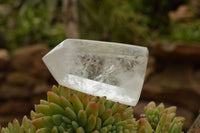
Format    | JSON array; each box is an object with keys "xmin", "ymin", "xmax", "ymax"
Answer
[{"xmin": 43, "ymin": 39, "xmax": 148, "ymax": 106}]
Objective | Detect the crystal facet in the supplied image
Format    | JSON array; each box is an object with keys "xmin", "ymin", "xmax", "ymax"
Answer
[{"xmin": 43, "ymin": 39, "xmax": 148, "ymax": 106}]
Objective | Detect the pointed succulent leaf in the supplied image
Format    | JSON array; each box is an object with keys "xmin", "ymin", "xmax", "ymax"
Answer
[
  {"xmin": 137, "ymin": 118, "xmax": 153, "ymax": 133},
  {"xmin": 85, "ymin": 114, "xmax": 96, "ymax": 132},
  {"xmin": 78, "ymin": 110, "xmax": 87, "ymax": 127},
  {"xmin": 1, "ymin": 85, "xmax": 185, "ymax": 133},
  {"xmin": 70, "ymin": 93, "xmax": 84, "ymax": 114},
  {"xmin": 86, "ymin": 102, "xmax": 98, "ymax": 117}
]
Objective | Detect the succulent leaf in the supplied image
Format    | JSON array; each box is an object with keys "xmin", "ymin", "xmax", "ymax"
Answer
[
  {"xmin": 1, "ymin": 86, "xmax": 185, "ymax": 133},
  {"xmin": 144, "ymin": 101, "xmax": 184, "ymax": 133},
  {"xmin": 32, "ymin": 85, "xmax": 136, "ymax": 132},
  {"xmin": 1, "ymin": 116, "xmax": 35, "ymax": 133}
]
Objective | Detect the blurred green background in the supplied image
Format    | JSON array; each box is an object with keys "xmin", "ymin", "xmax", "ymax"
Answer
[{"xmin": 0, "ymin": 0, "xmax": 200, "ymax": 51}]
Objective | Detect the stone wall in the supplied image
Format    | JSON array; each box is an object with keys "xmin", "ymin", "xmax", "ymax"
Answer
[
  {"xmin": 0, "ymin": 45, "xmax": 56, "ymax": 126},
  {"xmin": 0, "ymin": 44, "xmax": 199, "ymax": 131}
]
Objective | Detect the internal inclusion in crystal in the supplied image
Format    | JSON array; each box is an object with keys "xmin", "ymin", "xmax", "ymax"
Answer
[
  {"xmin": 60, "ymin": 52, "xmax": 146, "ymax": 105},
  {"xmin": 66, "ymin": 52, "xmax": 144, "ymax": 87}
]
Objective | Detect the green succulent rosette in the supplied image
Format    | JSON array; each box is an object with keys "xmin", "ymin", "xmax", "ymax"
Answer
[{"xmin": 136, "ymin": 102, "xmax": 185, "ymax": 133}]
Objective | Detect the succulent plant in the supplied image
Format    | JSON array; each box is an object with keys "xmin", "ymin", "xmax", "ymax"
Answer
[
  {"xmin": 1, "ymin": 116, "xmax": 35, "ymax": 133},
  {"xmin": 137, "ymin": 101, "xmax": 185, "ymax": 133},
  {"xmin": 188, "ymin": 112, "xmax": 200, "ymax": 133},
  {"xmin": 1, "ymin": 85, "xmax": 185, "ymax": 133},
  {"xmin": 31, "ymin": 85, "xmax": 137, "ymax": 133}
]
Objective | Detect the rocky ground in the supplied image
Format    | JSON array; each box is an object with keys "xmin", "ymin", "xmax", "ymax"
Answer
[{"xmin": 0, "ymin": 43, "xmax": 199, "ymax": 131}]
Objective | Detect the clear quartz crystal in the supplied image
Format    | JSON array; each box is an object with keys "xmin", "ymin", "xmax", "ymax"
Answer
[{"xmin": 43, "ymin": 39, "xmax": 148, "ymax": 106}]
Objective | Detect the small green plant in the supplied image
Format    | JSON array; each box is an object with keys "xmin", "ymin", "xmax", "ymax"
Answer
[
  {"xmin": 1, "ymin": 85, "xmax": 184, "ymax": 133},
  {"xmin": 137, "ymin": 102, "xmax": 185, "ymax": 133},
  {"xmin": 170, "ymin": 21, "xmax": 200, "ymax": 43},
  {"xmin": 0, "ymin": 0, "xmax": 66, "ymax": 51}
]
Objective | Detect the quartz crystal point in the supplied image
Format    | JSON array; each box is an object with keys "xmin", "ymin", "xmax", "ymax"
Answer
[{"xmin": 43, "ymin": 39, "xmax": 148, "ymax": 106}]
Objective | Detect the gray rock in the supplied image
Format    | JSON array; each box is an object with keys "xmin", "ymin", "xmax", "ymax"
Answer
[
  {"xmin": 0, "ymin": 49, "xmax": 9, "ymax": 70},
  {"xmin": 11, "ymin": 45, "xmax": 51, "ymax": 80},
  {"xmin": 0, "ymin": 100, "xmax": 31, "ymax": 115}
]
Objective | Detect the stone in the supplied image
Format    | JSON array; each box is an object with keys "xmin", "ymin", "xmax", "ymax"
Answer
[
  {"xmin": 0, "ymin": 84, "xmax": 32, "ymax": 98},
  {"xmin": 191, "ymin": 0, "xmax": 200, "ymax": 16},
  {"xmin": 33, "ymin": 83, "xmax": 50, "ymax": 94},
  {"xmin": 43, "ymin": 39, "xmax": 148, "ymax": 106},
  {"xmin": 0, "ymin": 5, "xmax": 11, "ymax": 17},
  {"xmin": 0, "ymin": 49, "xmax": 9, "ymax": 70},
  {"xmin": 151, "ymin": 43, "xmax": 200, "ymax": 63},
  {"xmin": 6, "ymin": 72, "xmax": 38, "ymax": 86},
  {"xmin": 145, "ymin": 56, "xmax": 155, "ymax": 81},
  {"xmin": 169, "ymin": 5, "xmax": 193, "ymax": 22},
  {"xmin": 0, "ymin": 100, "xmax": 31, "ymax": 115},
  {"xmin": 143, "ymin": 65, "xmax": 200, "ymax": 113},
  {"xmin": 0, "ymin": 72, "xmax": 5, "ymax": 83},
  {"xmin": 11, "ymin": 45, "xmax": 51, "ymax": 80},
  {"xmin": 143, "ymin": 43, "xmax": 200, "ymax": 112}
]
